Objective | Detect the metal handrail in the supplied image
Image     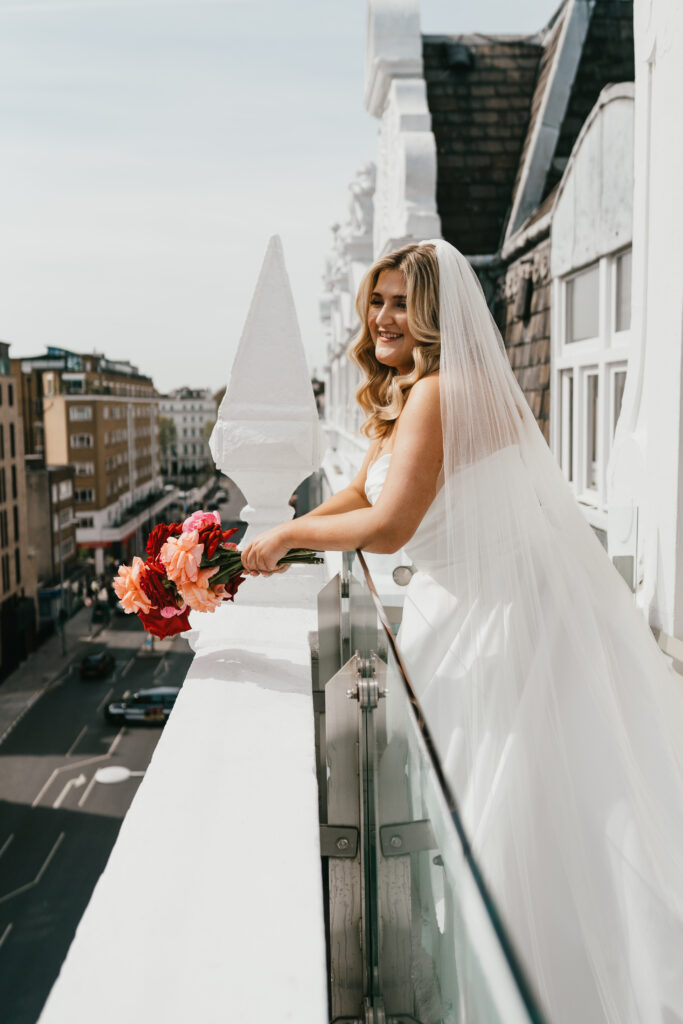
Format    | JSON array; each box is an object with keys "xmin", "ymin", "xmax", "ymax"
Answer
[{"xmin": 354, "ymin": 548, "xmax": 549, "ymax": 1024}]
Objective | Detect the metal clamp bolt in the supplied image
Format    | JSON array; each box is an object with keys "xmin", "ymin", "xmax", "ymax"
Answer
[
  {"xmin": 336, "ymin": 837, "xmax": 350, "ymax": 851},
  {"xmin": 389, "ymin": 835, "xmax": 403, "ymax": 849}
]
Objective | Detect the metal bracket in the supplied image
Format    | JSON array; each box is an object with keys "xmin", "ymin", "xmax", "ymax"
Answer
[
  {"xmin": 346, "ymin": 652, "xmax": 385, "ymax": 709},
  {"xmin": 320, "ymin": 824, "xmax": 359, "ymax": 859},
  {"xmin": 379, "ymin": 820, "xmax": 437, "ymax": 858}
]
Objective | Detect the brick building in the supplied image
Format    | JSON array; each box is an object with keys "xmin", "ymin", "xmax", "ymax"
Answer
[
  {"xmin": 13, "ymin": 348, "xmax": 175, "ymax": 575},
  {"xmin": 0, "ymin": 342, "xmax": 37, "ymax": 679}
]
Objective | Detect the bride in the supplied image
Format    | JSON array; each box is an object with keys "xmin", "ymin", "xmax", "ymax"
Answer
[{"xmin": 241, "ymin": 239, "xmax": 683, "ymax": 1023}]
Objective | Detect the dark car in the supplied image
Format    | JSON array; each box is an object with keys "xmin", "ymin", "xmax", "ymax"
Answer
[
  {"xmin": 104, "ymin": 686, "xmax": 180, "ymax": 726},
  {"xmin": 80, "ymin": 650, "xmax": 116, "ymax": 679},
  {"xmin": 91, "ymin": 601, "xmax": 111, "ymax": 624}
]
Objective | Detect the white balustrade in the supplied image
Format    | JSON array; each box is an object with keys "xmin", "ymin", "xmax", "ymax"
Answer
[{"xmin": 210, "ymin": 234, "xmax": 326, "ymax": 545}]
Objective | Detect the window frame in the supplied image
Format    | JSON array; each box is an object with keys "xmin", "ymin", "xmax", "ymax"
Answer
[{"xmin": 551, "ymin": 246, "xmax": 632, "ymax": 524}]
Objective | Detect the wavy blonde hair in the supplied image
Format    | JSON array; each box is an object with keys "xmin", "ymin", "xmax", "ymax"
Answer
[{"xmin": 350, "ymin": 242, "xmax": 440, "ymax": 439}]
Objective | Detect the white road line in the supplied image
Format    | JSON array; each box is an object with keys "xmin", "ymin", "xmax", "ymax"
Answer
[
  {"xmin": 53, "ymin": 774, "xmax": 86, "ymax": 810},
  {"xmin": 153, "ymin": 655, "xmax": 167, "ymax": 679},
  {"xmin": 0, "ymin": 834, "xmax": 14, "ymax": 861},
  {"xmin": 0, "ymin": 923, "xmax": 13, "ymax": 950},
  {"xmin": 96, "ymin": 686, "xmax": 114, "ymax": 713},
  {"xmin": 32, "ymin": 727, "xmax": 126, "ymax": 807},
  {"xmin": 77, "ymin": 773, "xmax": 97, "ymax": 808},
  {"xmin": 0, "ymin": 832, "xmax": 65, "ymax": 905},
  {"xmin": 66, "ymin": 724, "xmax": 87, "ymax": 758},
  {"xmin": 121, "ymin": 655, "xmax": 136, "ymax": 677}
]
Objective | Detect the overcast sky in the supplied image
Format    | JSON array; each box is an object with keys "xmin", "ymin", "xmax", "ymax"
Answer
[{"xmin": 0, "ymin": 0, "xmax": 560, "ymax": 393}]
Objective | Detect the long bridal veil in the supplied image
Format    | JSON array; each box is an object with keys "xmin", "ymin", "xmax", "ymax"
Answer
[{"xmin": 412, "ymin": 238, "xmax": 683, "ymax": 1023}]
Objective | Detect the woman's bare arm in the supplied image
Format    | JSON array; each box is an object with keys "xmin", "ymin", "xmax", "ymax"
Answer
[
  {"xmin": 300, "ymin": 444, "xmax": 377, "ymax": 518},
  {"xmin": 241, "ymin": 376, "xmax": 443, "ymax": 571}
]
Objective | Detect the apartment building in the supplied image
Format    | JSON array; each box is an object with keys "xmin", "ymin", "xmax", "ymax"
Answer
[
  {"xmin": 13, "ymin": 348, "xmax": 175, "ymax": 575},
  {"xmin": 159, "ymin": 387, "xmax": 217, "ymax": 487},
  {"xmin": 0, "ymin": 343, "xmax": 37, "ymax": 678}
]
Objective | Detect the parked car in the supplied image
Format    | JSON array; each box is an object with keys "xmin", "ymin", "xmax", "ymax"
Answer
[
  {"xmin": 91, "ymin": 601, "xmax": 110, "ymax": 624},
  {"xmin": 104, "ymin": 686, "xmax": 180, "ymax": 725},
  {"xmin": 207, "ymin": 501, "xmax": 219, "ymax": 511},
  {"xmin": 80, "ymin": 650, "xmax": 116, "ymax": 679},
  {"xmin": 214, "ymin": 489, "xmax": 228, "ymax": 502}
]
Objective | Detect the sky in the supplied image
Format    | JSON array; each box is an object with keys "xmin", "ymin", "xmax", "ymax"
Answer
[{"xmin": 0, "ymin": 0, "xmax": 560, "ymax": 393}]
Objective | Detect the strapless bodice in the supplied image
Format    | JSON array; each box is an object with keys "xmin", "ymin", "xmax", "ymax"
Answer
[
  {"xmin": 364, "ymin": 444, "xmax": 544, "ymax": 573},
  {"xmin": 364, "ymin": 452, "xmax": 450, "ymax": 572}
]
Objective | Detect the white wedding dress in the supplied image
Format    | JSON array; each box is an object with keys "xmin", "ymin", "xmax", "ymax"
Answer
[{"xmin": 365, "ymin": 446, "xmax": 683, "ymax": 1024}]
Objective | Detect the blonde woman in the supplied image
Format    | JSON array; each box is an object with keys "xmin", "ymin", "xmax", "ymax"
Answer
[
  {"xmin": 243, "ymin": 238, "xmax": 683, "ymax": 1024},
  {"xmin": 240, "ymin": 242, "xmax": 444, "ymax": 571}
]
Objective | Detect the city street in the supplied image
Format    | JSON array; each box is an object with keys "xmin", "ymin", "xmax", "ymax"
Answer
[{"xmin": 0, "ymin": 612, "xmax": 194, "ymax": 1024}]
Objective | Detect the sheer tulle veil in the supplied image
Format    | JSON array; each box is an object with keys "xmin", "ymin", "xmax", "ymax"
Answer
[{"xmin": 417, "ymin": 238, "xmax": 683, "ymax": 1022}]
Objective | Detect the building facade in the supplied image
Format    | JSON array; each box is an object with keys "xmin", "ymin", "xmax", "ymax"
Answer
[
  {"xmin": 159, "ymin": 387, "xmax": 217, "ymax": 487},
  {"xmin": 13, "ymin": 348, "xmax": 172, "ymax": 575},
  {"xmin": 0, "ymin": 343, "xmax": 37, "ymax": 678},
  {"xmin": 321, "ymin": 0, "xmax": 683, "ymax": 658}
]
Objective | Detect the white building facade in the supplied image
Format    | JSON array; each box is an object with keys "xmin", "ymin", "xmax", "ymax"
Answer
[
  {"xmin": 160, "ymin": 387, "xmax": 217, "ymax": 486},
  {"xmin": 321, "ymin": 0, "xmax": 683, "ymax": 660}
]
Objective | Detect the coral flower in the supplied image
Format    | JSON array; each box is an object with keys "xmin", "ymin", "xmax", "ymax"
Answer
[
  {"xmin": 178, "ymin": 568, "xmax": 222, "ymax": 612},
  {"xmin": 113, "ymin": 556, "xmax": 152, "ymax": 614},
  {"xmin": 160, "ymin": 530, "xmax": 204, "ymax": 587}
]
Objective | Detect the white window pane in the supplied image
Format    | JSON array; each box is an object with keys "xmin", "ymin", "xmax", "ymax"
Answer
[
  {"xmin": 616, "ymin": 249, "xmax": 632, "ymax": 332},
  {"xmin": 560, "ymin": 370, "xmax": 574, "ymax": 483},
  {"xmin": 586, "ymin": 373, "xmax": 599, "ymax": 490},
  {"xmin": 566, "ymin": 265, "xmax": 599, "ymax": 342},
  {"xmin": 613, "ymin": 369, "xmax": 627, "ymax": 436}
]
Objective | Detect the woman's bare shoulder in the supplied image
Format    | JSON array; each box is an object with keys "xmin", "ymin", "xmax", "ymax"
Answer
[{"xmin": 403, "ymin": 372, "xmax": 441, "ymax": 415}]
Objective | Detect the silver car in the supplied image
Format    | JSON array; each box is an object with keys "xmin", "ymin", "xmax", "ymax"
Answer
[{"xmin": 105, "ymin": 686, "xmax": 180, "ymax": 725}]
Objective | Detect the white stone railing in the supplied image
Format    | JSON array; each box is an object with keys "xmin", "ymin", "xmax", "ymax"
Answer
[{"xmin": 39, "ymin": 237, "xmax": 329, "ymax": 1024}]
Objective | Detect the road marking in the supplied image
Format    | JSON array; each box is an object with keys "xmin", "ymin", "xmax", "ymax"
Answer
[
  {"xmin": 0, "ymin": 833, "xmax": 65, "ymax": 905},
  {"xmin": 153, "ymin": 655, "xmax": 167, "ymax": 679},
  {"xmin": 77, "ymin": 773, "xmax": 97, "ymax": 808},
  {"xmin": 32, "ymin": 727, "xmax": 126, "ymax": 807},
  {"xmin": 0, "ymin": 834, "xmax": 14, "ymax": 861},
  {"xmin": 96, "ymin": 686, "xmax": 114, "ymax": 713},
  {"xmin": 0, "ymin": 923, "xmax": 12, "ymax": 950},
  {"xmin": 53, "ymin": 774, "xmax": 86, "ymax": 809},
  {"xmin": 66, "ymin": 725, "xmax": 87, "ymax": 757},
  {"xmin": 121, "ymin": 655, "xmax": 135, "ymax": 677}
]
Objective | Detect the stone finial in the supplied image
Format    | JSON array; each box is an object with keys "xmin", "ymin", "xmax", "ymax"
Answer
[{"xmin": 209, "ymin": 235, "xmax": 326, "ymax": 544}]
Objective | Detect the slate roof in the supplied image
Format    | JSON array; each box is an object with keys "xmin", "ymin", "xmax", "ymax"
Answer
[
  {"xmin": 423, "ymin": 0, "xmax": 635, "ymax": 256},
  {"xmin": 423, "ymin": 33, "xmax": 542, "ymax": 254}
]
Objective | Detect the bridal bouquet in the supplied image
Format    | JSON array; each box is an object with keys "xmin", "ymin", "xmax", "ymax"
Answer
[{"xmin": 113, "ymin": 509, "xmax": 322, "ymax": 639}]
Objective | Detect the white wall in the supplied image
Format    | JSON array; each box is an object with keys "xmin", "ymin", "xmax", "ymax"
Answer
[{"xmin": 609, "ymin": 0, "xmax": 683, "ymax": 642}]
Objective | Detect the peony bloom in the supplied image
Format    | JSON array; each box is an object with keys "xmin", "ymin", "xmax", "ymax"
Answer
[
  {"xmin": 113, "ymin": 557, "xmax": 152, "ymax": 614},
  {"xmin": 178, "ymin": 567, "xmax": 222, "ymax": 612},
  {"xmin": 182, "ymin": 509, "xmax": 221, "ymax": 534},
  {"xmin": 160, "ymin": 530, "xmax": 204, "ymax": 586}
]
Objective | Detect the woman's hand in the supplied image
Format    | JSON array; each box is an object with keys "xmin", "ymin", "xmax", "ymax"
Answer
[{"xmin": 240, "ymin": 524, "xmax": 293, "ymax": 576}]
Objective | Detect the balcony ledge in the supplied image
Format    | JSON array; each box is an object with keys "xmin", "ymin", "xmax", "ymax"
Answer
[{"xmin": 39, "ymin": 565, "xmax": 329, "ymax": 1024}]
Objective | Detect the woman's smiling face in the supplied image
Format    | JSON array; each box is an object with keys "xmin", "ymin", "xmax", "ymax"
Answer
[{"xmin": 368, "ymin": 268, "xmax": 416, "ymax": 374}]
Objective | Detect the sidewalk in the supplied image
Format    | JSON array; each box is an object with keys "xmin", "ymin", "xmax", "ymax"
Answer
[{"xmin": 0, "ymin": 605, "xmax": 107, "ymax": 747}]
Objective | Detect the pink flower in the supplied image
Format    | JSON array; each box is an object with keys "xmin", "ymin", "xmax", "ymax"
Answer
[
  {"xmin": 160, "ymin": 530, "xmax": 204, "ymax": 586},
  {"xmin": 113, "ymin": 557, "xmax": 152, "ymax": 614},
  {"xmin": 182, "ymin": 509, "xmax": 221, "ymax": 533},
  {"xmin": 178, "ymin": 567, "xmax": 221, "ymax": 612},
  {"xmin": 160, "ymin": 604, "xmax": 188, "ymax": 619}
]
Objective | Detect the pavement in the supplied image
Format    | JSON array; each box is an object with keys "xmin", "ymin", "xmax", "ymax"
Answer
[{"xmin": 0, "ymin": 606, "xmax": 111, "ymax": 749}]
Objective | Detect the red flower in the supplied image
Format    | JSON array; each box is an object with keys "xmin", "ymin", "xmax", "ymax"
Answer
[
  {"xmin": 146, "ymin": 522, "xmax": 182, "ymax": 561},
  {"xmin": 199, "ymin": 525, "xmax": 238, "ymax": 560},
  {"xmin": 222, "ymin": 571, "xmax": 245, "ymax": 600},
  {"xmin": 139, "ymin": 559, "xmax": 180, "ymax": 610},
  {"xmin": 139, "ymin": 604, "xmax": 191, "ymax": 639}
]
